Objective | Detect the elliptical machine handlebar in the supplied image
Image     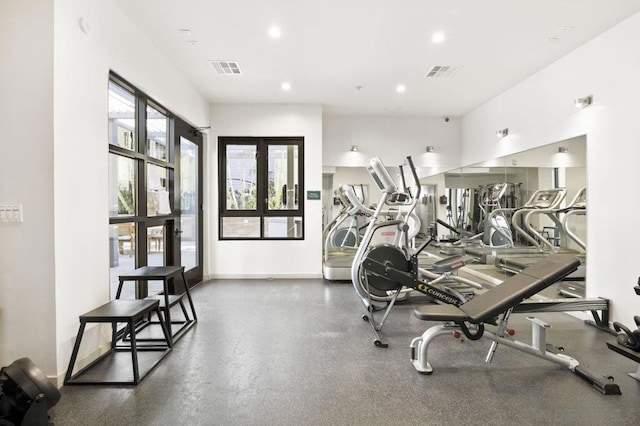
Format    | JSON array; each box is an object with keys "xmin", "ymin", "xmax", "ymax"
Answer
[
  {"xmin": 405, "ymin": 156, "xmax": 421, "ymax": 202},
  {"xmin": 341, "ymin": 184, "xmax": 375, "ymax": 216}
]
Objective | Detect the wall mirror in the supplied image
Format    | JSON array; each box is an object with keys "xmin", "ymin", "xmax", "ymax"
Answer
[
  {"xmin": 435, "ymin": 135, "xmax": 587, "ymax": 296},
  {"xmin": 322, "ymin": 137, "xmax": 586, "ymax": 295}
]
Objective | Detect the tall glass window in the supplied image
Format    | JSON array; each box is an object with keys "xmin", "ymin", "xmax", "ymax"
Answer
[{"xmin": 108, "ymin": 76, "xmax": 176, "ymax": 299}]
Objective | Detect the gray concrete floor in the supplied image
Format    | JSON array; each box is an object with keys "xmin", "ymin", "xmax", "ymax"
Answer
[{"xmin": 53, "ymin": 278, "xmax": 640, "ymax": 425}]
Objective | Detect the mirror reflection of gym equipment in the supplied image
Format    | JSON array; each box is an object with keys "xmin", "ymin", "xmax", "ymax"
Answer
[{"xmin": 435, "ymin": 137, "xmax": 587, "ymax": 297}]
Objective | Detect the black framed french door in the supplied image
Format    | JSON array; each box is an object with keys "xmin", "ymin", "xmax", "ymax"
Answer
[{"xmin": 174, "ymin": 119, "xmax": 204, "ymax": 286}]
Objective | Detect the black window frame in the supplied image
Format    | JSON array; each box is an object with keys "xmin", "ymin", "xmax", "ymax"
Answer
[
  {"xmin": 218, "ymin": 136, "xmax": 305, "ymax": 240},
  {"xmin": 108, "ymin": 72, "xmax": 177, "ymax": 267}
]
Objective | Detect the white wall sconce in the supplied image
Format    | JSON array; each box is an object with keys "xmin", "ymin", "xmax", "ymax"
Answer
[
  {"xmin": 425, "ymin": 146, "xmax": 435, "ymax": 153},
  {"xmin": 350, "ymin": 145, "xmax": 359, "ymax": 152},
  {"xmin": 496, "ymin": 128, "xmax": 509, "ymax": 138},
  {"xmin": 558, "ymin": 146, "xmax": 569, "ymax": 153},
  {"xmin": 574, "ymin": 95, "xmax": 593, "ymax": 108}
]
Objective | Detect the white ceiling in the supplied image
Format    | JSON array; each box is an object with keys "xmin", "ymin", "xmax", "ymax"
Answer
[{"xmin": 113, "ymin": 0, "xmax": 640, "ymax": 117}]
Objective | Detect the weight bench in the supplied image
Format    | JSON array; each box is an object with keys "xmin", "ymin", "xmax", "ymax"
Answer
[{"xmin": 409, "ymin": 254, "xmax": 621, "ymax": 395}]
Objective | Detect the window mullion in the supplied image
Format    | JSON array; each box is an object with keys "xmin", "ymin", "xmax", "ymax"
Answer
[
  {"xmin": 136, "ymin": 97, "xmax": 147, "ymax": 265},
  {"xmin": 257, "ymin": 139, "xmax": 266, "ymax": 237}
]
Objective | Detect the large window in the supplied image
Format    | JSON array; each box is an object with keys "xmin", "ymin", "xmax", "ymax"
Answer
[
  {"xmin": 219, "ymin": 137, "xmax": 304, "ymax": 240},
  {"xmin": 107, "ymin": 73, "xmax": 204, "ymax": 296},
  {"xmin": 108, "ymin": 75, "xmax": 174, "ymax": 299}
]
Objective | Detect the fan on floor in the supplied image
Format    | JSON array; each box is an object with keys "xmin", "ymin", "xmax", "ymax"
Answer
[{"xmin": 0, "ymin": 357, "xmax": 61, "ymax": 425}]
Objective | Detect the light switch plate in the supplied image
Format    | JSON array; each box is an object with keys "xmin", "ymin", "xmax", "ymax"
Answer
[{"xmin": 0, "ymin": 204, "xmax": 23, "ymax": 223}]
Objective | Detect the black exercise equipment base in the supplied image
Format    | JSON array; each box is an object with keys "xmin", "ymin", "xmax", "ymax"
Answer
[{"xmin": 606, "ymin": 341, "xmax": 640, "ymax": 382}]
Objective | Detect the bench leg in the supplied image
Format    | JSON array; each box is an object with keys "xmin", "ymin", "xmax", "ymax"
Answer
[
  {"xmin": 111, "ymin": 321, "xmax": 118, "ymax": 349},
  {"xmin": 410, "ymin": 325, "xmax": 453, "ymax": 374},
  {"xmin": 162, "ymin": 295, "xmax": 173, "ymax": 347},
  {"xmin": 181, "ymin": 270, "xmax": 198, "ymax": 322},
  {"xmin": 129, "ymin": 319, "xmax": 140, "ymax": 384},
  {"xmin": 155, "ymin": 307, "xmax": 172, "ymax": 348},
  {"xmin": 64, "ymin": 322, "xmax": 87, "ymax": 384},
  {"xmin": 116, "ymin": 278, "xmax": 125, "ymax": 299},
  {"xmin": 179, "ymin": 300, "xmax": 189, "ymax": 321}
]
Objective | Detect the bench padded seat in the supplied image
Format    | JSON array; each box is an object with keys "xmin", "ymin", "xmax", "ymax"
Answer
[
  {"xmin": 415, "ymin": 255, "xmax": 580, "ymax": 323},
  {"xmin": 413, "ymin": 303, "xmax": 469, "ymax": 322}
]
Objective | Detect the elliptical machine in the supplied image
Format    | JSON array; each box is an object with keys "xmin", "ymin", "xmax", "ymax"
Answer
[
  {"xmin": 351, "ymin": 156, "xmax": 483, "ymax": 347},
  {"xmin": 479, "ymin": 183, "xmax": 514, "ymax": 247}
]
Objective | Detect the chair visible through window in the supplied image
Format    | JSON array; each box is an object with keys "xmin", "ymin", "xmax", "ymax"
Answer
[{"xmin": 118, "ymin": 223, "xmax": 136, "ymax": 256}]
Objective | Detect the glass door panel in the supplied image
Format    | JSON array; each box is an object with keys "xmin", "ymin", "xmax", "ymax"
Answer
[
  {"xmin": 180, "ymin": 137, "xmax": 198, "ymax": 271},
  {"xmin": 175, "ymin": 122, "xmax": 203, "ymax": 284}
]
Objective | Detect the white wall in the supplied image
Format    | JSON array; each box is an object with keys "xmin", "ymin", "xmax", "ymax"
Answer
[
  {"xmin": 323, "ymin": 115, "xmax": 463, "ymax": 236},
  {"xmin": 461, "ymin": 11, "xmax": 640, "ymax": 323},
  {"xmin": 0, "ymin": 0, "xmax": 210, "ymax": 380},
  {"xmin": 0, "ymin": 0, "xmax": 56, "ymax": 373},
  {"xmin": 323, "ymin": 115, "xmax": 461, "ymax": 175},
  {"xmin": 52, "ymin": 0, "xmax": 210, "ymax": 379},
  {"xmin": 210, "ymin": 104, "xmax": 323, "ymax": 278}
]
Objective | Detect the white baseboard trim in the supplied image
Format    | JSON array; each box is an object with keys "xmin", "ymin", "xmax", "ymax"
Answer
[
  {"xmin": 51, "ymin": 344, "xmax": 111, "ymax": 387},
  {"xmin": 208, "ymin": 273, "xmax": 323, "ymax": 280}
]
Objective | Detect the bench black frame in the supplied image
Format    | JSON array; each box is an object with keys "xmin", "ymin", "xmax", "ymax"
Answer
[{"xmin": 64, "ymin": 299, "xmax": 171, "ymax": 386}]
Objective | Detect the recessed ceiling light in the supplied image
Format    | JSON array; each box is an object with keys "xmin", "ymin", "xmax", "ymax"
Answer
[
  {"xmin": 281, "ymin": 82, "xmax": 291, "ymax": 91},
  {"xmin": 431, "ymin": 31, "xmax": 445, "ymax": 44},
  {"xmin": 546, "ymin": 36, "xmax": 560, "ymax": 43},
  {"xmin": 178, "ymin": 29, "xmax": 192, "ymax": 37},
  {"xmin": 396, "ymin": 84, "xmax": 406, "ymax": 93},
  {"xmin": 557, "ymin": 26, "xmax": 575, "ymax": 32},
  {"xmin": 268, "ymin": 25, "xmax": 282, "ymax": 39}
]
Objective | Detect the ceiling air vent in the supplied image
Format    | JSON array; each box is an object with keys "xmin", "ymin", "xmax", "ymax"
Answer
[
  {"xmin": 424, "ymin": 65, "xmax": 462, "ymax": 78},
  {"xmin": 209, "ymin": 60, "xmax": 242, "ymax": 75}
]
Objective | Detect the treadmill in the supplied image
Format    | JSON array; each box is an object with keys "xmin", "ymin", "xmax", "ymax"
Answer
[
  {"xmin": 465, "ymin": 187, "xmax": 567, "ymax": 263},
  {"xmin": 496, "ymin": 187, "xmax": 587, "ymax": 296}
]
